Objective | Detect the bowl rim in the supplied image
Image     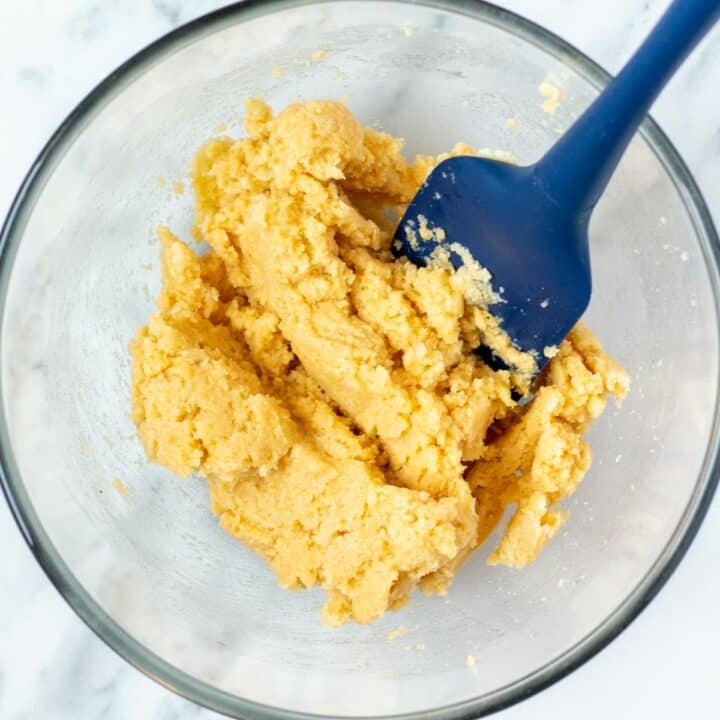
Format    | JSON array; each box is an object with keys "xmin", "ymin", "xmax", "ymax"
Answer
[{"xmin": 1, "ymin": 0, "xmax": 719, "ymax": 718}]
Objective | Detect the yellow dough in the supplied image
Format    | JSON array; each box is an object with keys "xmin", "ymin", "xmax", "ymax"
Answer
[{"xmin": 131, "ymin": 99, "xmax": 629, "ymax": 626}]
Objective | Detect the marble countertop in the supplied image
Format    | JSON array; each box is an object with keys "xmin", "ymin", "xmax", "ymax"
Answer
[{"xmin": 1, "ymin": 1, "xmax": 719, "ymax": 718}]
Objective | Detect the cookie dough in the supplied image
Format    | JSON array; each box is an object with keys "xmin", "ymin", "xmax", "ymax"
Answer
[{"xmin": 131, "ymin": 99, "xmax": 629, "ymax": 626}]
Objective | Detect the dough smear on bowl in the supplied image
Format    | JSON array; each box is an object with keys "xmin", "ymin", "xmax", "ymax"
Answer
[{"xmin": 131, "ymin": 99, "xmax": 629, "ymax": 626}]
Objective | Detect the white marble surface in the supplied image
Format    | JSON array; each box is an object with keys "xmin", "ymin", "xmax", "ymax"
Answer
[{"xmin": 1, "ymin": 0, "xmax": 719, "ymax": 718}]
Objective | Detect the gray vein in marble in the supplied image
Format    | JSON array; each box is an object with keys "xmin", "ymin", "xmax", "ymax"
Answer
[
  {"xmin": 152, "ymin": 0, "xmax": 183, "ymax": 27},
  {"xmin": 67, "ymin": 3, "xmax": 108, "ymax": 41}
]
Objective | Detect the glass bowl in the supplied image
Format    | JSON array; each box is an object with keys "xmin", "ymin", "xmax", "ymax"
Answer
[{"xmin": 1, "ymin": 1, "xmax": 718, "ymax": 718}]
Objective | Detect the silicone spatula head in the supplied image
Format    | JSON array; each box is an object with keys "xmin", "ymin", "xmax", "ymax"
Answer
[{"xmin": 396, "ymin": 156, "xmax": 591, "ymax": 373}]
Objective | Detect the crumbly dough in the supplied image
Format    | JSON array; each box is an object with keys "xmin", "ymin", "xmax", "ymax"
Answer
[
  {"xmin": 539, "ymin": 81, "xmax": 564, "ymax": 114},
  {"xmin": 131, "ymin": 99, "xmax": 629, "ymax": 626}
]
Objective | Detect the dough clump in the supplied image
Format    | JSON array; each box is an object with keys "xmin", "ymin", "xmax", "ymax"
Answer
[{"xmin": 131, "ymin": 99, "xmax": 629, "ymax": 626}]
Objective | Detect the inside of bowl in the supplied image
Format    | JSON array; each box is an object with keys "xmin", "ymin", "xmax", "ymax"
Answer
[{"xmin": 2, "ymin": 1, "xmax": 718, "ymax": 717}]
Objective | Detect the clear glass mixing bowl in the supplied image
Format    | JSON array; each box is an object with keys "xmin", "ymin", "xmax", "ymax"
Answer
[{"xmin": 1, "ymin": 1, "xmax": 718, "ymax": 718}]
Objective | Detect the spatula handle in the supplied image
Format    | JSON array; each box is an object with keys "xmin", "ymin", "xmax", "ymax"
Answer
[{"xmin": 535, "ymin": 0, "xmax": 720, "ymax": 215}]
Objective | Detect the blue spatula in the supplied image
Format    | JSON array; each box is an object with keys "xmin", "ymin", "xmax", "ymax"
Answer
[{"xmin": 395, "ymin": 0, "xmax": 720, "ymax": 375}]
